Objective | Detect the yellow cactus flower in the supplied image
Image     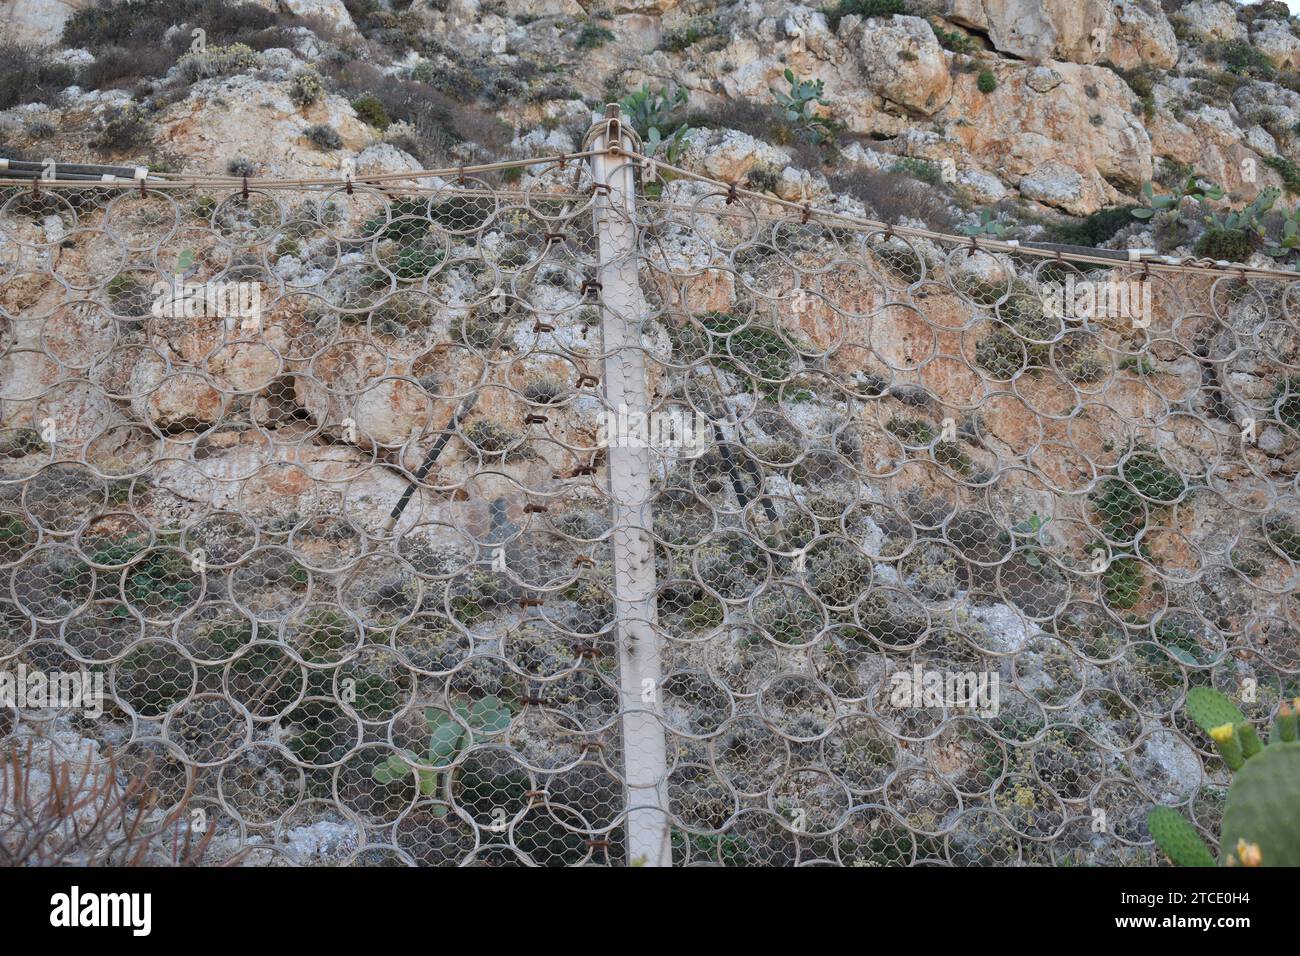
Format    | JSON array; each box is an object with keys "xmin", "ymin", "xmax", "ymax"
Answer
[
  {"xmin": 1208, "ymin": 723, "xmax": 1236, "ymax": 744},
  {"xmin": 1235, "ymin": 840, "xmax": 1262, "ymax": 867}
]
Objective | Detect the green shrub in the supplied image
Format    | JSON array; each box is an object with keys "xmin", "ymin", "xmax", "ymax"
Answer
[
  {"xmin": 661, "ymin": 16, "xmax": 723, "ymax": 52},
  {"xmin": 1046, "ymin": 206, "xmax": 1138, "ymax": 246},
  {"xmin": 351, "ymin": 92, "xmax": 391, "ymax": 130},
  {"xmin": 1205, "ymin": 39, "xmax": 1275, "ymax": 79},
  {"xmin": 1194, "ymin": 227, "xmax": 1259, "ymax": 262},
  {"xmin": 931, "ymin": 24, "xmax": 977, "ymax": 54},
  {"xmin": 1265, "ymin": 515, "xmax": 1300, "ymax": 561},
  {"xmin": 226, "ymin": 155, "xmax": 256, "ymax": 177},
  {"xmin": 885, "ymin": 415, "xmax": 935, "ymax": 445},
  {"xmin": 696, "ymin": 311, "xmax": 796, "ymax": 399},
  {"xmin": 1113, "ymin": 65, "xmax": 1158, "ymax": 120},
  {"xmin": 0, "ymin": 43, "xmax": 76, "ymax": 111},
  {"xmin": 175, "ymin": 42, "xmax": 261, "ymax": 83},
  {"xmin": 575, "ymin": 22, "xmax": 616, "ymax": 49},
  {"xmin": 289, "ymin": 69, "xmax": 325, "ymax": 107},
  {"xmin": 826, "ymin": 0, "xmax": 907, "ymax": 31},
  {"xmin": 977, "ymin": 70, "xmax": 997, "ymax": 94},
  {"xmin": 1266, "ymin": 155, "xmax": 1300, "ymax": 195},
  {"xmin": 1123, "ymin": 449, "xmax": 1184, "ymax": 504},
  {"xmin": 1103, "ymin": 556, "xmax": 1145, "ymax": 609},
  {"xmin": 305, "ymin": 123, "xmax": 342, "ymax": 150},
  {"xmin": 889, "ymin": 157, "xmax": 943, "ymax": 187},
  {"xmin": 93, "ymin": 105, "xmax": 152, "ymax": 153}
]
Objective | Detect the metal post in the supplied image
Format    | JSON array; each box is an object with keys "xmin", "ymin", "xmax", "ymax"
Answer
[{"xmin": 588, "ymin": 105, "xmax": 671, "ymax": 866}]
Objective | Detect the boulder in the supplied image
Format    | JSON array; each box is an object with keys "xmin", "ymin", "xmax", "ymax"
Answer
[
  {"xmin": 680, "ymin": 127, "xmax": 791, "ymax": 183},
  {"xmin": 1251, "ymin": 16, "xmax": 1300, "ymax": 72},
  {"xmin": 855, "ymin": 15, "xmax": 954, "ymax": 116}
]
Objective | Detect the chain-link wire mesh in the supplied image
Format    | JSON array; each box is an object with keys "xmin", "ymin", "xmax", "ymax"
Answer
[{"xmin": 2, "ymin": 137, "xmax": 1299, "ymax": 865}]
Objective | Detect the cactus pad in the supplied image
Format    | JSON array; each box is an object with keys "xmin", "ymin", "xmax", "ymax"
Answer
[
  {"xmin": 1220, "ymin": 741, "xmax": 1300, "ymax": 867},
  {"xmin": 1185, "ymin": 687, "xmax": 1246, "ymax": 734},
  {"xmin": 1146, "ymin": 806, "xmax": 1216, "ymax": 867}
]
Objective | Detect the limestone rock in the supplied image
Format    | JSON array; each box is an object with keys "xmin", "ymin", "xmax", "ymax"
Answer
[
  {"xmin": 276, "ymin": 0, "xmax": 356, "ymax": 31},
  {"xmin": 942, "ymin": 61, "xmax": 1152, "ymax": 214},
  {"xmin": 1175, "ymin": 0, "xmax": 1247, "ymax": 41},
  {"xmin": 945, "ymin": 0, "xmax": 1114, "ymax": 64},
  {"xmin": 1106, "ymin": 0, "xmax": 1179, "ymax": 70},
  {"xmin": 854, "ymin": 15, "xmax": 953, "ymax": 116},
  {"xmin": 1251, "ymin": 16, "xmax": 1300, "ymax": 72},
  {"xmin": 155, "ymin": 75, "xmax": 374, "ymax": 178},
  {"xmin": 681, "ymin": 127, "xmax": 791, "ymax": 183},
  {"xmin": 0, "ymin": 0, "xmax": 90, "ymax": 47}
]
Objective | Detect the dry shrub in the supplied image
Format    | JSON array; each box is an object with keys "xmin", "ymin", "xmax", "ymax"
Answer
[{"xmin": 0, "ymin": 739, "xmax": 219, "ymax": 867}]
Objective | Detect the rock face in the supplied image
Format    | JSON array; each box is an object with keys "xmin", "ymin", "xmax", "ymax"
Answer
[
  {"xmin": 1107, "ymin": 0, "xmax": 1180, "ymax": 70},
  {"xmin": 1176, "ymin": 0, "xmax": 1247, "ymax": 41},
  {"xmin": 155, "ymin": 75, "xmax": 382, "ymax": 178},
  {"xmin": 946, "ymin": 0, "xmax": 1177, "ymax": 68},
  {"xmin": 853, "ymin": 15, "xmax": 954, "ymax": 116},
  {"xmin": 1252, "ymin": 16, "xmax": 1300, "ymax": 72},
  {"xmin": 0, "ymin": 0, "xmax": 89, "ymax": 46},
  {"xmin": 940, "ymin": 61, "xmax": 1152, "ymax": 214},
  {"xmin": 946, "ymin": 0, "xmax": 1114, "ymax": 64}
]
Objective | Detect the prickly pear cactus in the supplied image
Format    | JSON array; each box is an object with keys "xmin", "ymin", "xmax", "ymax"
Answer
[
  {"xmin": 1146, "ymin": 807, "xmax": 1216, "ymax": 867},
  {"xmin": 1220, "ymin": 742, "xmax": 1300, "ymax": 867},
  {"xmin": 1185, "ymin": 687, "xmax": 1246, "ymax": 733}
]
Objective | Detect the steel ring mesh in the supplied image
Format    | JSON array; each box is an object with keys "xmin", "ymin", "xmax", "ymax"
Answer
[{"xmin": 1, "ymin": 155, "xmax": 1298, "ymax": 866}]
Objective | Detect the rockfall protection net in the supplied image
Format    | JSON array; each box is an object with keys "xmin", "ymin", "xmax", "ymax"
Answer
[{"xmin": 2, "ymin": 140, "xmax": 1300, "ymax": 866}]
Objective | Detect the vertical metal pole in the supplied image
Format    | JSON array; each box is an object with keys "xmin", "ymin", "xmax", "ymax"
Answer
[{"xmin": 589, "ymin": 106, "xmax": 671, "ymax": 866}]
